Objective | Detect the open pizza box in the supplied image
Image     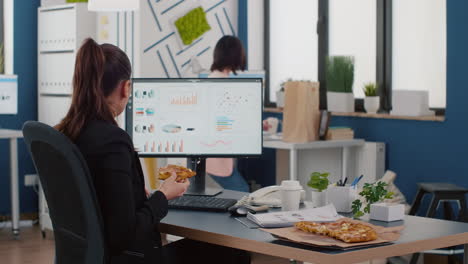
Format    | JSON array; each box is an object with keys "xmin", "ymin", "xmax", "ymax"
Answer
[{"xmin": 261, "ymin": 218, "xmax": 404, "ymax": 250}]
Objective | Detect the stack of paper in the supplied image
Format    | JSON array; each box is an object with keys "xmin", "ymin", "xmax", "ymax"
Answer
[{"xmin": 247, "ymin": 204, "xmax": 342, "ymax": 228}]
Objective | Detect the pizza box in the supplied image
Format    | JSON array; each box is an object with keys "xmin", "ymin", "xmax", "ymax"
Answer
[{"xmin": 261, "ymin": 218, "xmax": 404, "ymax": 250}]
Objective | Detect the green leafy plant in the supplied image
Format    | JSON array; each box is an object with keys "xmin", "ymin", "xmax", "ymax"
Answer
[
  {"xmin": 352, "ymin": 181, "xmax": 394, "ymax": 218},
  {"xmin": 175, "ymin": 7, "xmax": 211, "ymax": 45},
  {"xmin": 307, "ymin": 172, "xmax": 330, "ymax": 192},
  {"xmin": 326, "ymin": 56, "xmax": 355, "ymax": 93},
  {"xmin": 363, "ymin": 82, "xmax": 378, "ymax": 97}
]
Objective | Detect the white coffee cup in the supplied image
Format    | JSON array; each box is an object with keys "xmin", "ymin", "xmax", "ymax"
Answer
[
  {"xmin": 263, "ymin": 117, "xmax": 279, "ymax": 134},
  {"xmin": 280, "ymin": 180, "xmax": 303, "ymax": 211},
  {"xmin": 266, "ymin": 117, "xmax": 279, "ymax": 134}
]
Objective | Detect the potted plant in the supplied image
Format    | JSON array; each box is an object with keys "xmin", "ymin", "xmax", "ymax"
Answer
[
  {"xmin": 326, "ymin": 56, "xmax": 355, "ymax": 112},
  {"xmin": 351, "ymin": 181, "xmax": 394, "ymax": 218},
  {"xmin": 363, "ymin": 82, "xmax": 380, "ymax": 114},
  {"xmin": 307, "ymin": 172, "xmax": 330, "ymax": 208}
]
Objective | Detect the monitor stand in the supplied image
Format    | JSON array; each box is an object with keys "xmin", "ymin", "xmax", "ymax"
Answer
[{"xmin": 184, "ymin": 157, "xmax": 223, "ymax": 196}]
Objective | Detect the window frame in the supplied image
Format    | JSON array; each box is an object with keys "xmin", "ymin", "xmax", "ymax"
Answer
[{"xmin": 263, "ymin": 0, "xmax": 446, "ymax": 115}]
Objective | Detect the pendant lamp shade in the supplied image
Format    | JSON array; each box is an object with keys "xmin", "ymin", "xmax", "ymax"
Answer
[{"xmin": 88, "ymin": 0, "xmax": 140, "ymax": 12}]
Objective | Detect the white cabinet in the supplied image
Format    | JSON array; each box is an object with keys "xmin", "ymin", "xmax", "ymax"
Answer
[
  {"xmin": 37, "ymin": 3, "xmax": 96, "ymax": 236},
  {"xmin": 38, "ymin": 95, "xmax": 72, "ymax": 126},
  {"xmin": 38, "ymin": 4, "xmax": 95, "ymax": 95},
  {"xmin": 38, "ymin": 52, "xmax": 75, "ymax": 95},
  {"xmin": 38, "ymin": 4, "xmax": 96, "ymax": 53}
]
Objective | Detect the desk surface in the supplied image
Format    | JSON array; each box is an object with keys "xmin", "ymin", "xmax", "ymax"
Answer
[
  {"xmin": 263, "ymin": 139, "xmax": 365, "ymax": 150},
  {"xmin": 160, "ymin": 190, "xmax": 468, "ymax": 264},
  {"xmin": 0, "ymin": 129, "xmax": 23, "ymax": 139}
]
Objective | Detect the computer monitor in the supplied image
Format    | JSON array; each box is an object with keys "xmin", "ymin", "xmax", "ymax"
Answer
[{"xmin": 126, "ymin": 78, "xmax": 263, "ymax": 195}]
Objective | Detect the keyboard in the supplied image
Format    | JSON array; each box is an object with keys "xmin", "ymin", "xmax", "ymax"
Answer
[{"xmin": 168, "ymin": 196, "xmax": 238, "ymax": 212}]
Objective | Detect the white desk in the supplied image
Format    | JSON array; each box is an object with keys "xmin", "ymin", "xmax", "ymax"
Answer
[
  {"xmin": 0, "ymin": 129, "xmax": 23, "ymax": 237},
  {"xmin": 162, "ymin": 190, "xmax": 468, "ymax": 264},
  {"xmin": 263, "ymin": 139, "xmax": 365, "ymax": 181}
]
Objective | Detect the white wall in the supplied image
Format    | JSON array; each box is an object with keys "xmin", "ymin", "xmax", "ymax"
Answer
[
  {"xmin": 138, "ymin": 0, "xmax": 238, "ymax": 78},
  {"xmin": 97, "ymin": 0, "xmax": 238, "ymax": 78}
]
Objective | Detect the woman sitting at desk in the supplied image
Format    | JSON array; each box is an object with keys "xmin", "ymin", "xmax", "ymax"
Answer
[
  {"xmin": 56, "ymin": 38, "xmax": 249, "ymax": 264},
  {"xmin": 207, "ymin": 35, "xmax": 250, "ymax": 192}
]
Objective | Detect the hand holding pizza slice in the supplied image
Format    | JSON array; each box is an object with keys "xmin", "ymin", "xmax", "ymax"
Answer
[{"xmin": 158, "ymin": 164, "xmax": 196, "ymax": 182}]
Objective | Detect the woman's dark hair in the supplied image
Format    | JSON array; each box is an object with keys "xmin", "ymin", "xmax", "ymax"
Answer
[
  {"xmin": 210, "ymin": 35, "xmax": 246, "ymax": 75},
  {"xmin": 56, "ymin": 38, "xmax": 131, "ymax": 141}
]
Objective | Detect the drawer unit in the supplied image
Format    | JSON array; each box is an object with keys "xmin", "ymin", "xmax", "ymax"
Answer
[
  {"xmin": 38, "ymin": 4, "xmax": 96, "ymax": 53},
  {"xmin": 38, "ymin": 52, "xmax": 75, "ymax": 94}
]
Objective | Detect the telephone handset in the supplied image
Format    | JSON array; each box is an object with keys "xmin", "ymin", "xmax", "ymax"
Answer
[{"xmin": 249, "ymin": 185, "xmax": 305, "ymax": 207}]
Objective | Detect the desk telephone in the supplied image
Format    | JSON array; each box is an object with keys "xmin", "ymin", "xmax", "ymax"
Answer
[
  {"xmin": 250, "ymin": 185, "xmax": 306, "ymax": 207},
  {"xmin": 229, "ymin": 186, "xmax": 306, "ymax": 216}
]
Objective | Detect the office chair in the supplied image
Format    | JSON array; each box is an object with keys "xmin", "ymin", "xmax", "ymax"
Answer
[{"xmin": 23, "ymin": 121, "xmax": 106, "ymax": 264}]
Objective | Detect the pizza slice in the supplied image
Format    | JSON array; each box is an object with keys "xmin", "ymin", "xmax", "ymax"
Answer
[
  {"xmin": 295, "ymin": 220, "xmax": 378, "ymax": 243},
  {"xmin": 158, "ymin": 164, "xmax": 196, "ymax": 182}
]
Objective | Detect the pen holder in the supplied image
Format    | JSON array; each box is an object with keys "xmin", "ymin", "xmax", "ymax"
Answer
[{"xmin": 327, "ymin": 185, "xmax": 357, "ymax": 213}]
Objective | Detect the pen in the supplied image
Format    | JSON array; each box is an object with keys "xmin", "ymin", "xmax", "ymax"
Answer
[
  {"xmin": 351, "ymin": 175, "xmax": 364, "ymax": 187},
  {"xmin": 342, "ymin": 177, "xmax": 348, "ymax": 186}
]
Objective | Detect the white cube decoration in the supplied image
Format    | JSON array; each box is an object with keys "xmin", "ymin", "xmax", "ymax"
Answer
[
  {"xmin": 370, "ymin": 203, "xmax": 405, "ymax": 222},
  {"xmin": 327, "ymin": 92, "xmax": 355, "ymax": 113},
  {"xmin": 391, "ymin": 90, "xmax": 435, "ymax": 117}
]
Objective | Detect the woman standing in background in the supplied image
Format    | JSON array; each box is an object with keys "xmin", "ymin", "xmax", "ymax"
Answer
[{"xmin": 207, "ymin": 35, "xmax": 250, "ymax": 192}]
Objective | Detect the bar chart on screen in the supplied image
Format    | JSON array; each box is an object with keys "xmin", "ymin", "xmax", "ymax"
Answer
[
  {"xmin": 216, "ymin": 116, "xmax": 234, "ymax": 131},
  {"xmin": 169, "ymin": 92, "xmax": 198, "ymax": 105}
]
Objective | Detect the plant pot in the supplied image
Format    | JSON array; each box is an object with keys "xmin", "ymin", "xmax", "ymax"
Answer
[
  {"xmin": 327, "ymin": 92, "xmax": 355, "ymax": 112},
  {"xmin": 276, "ymin": 91, "xmax": 285, "ymax": 108},
  {"xmin": 364, "ymin": 96, "xmax": 380, "ymax": 114},
  {"xmin": 310, "ymin": 189, "xmax": 328, "ymax": 208}
]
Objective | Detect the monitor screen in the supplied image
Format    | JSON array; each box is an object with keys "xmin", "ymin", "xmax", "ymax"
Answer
[{"xmin": 126, "ymin": 78, "xmax": 263, "ymax": 157}]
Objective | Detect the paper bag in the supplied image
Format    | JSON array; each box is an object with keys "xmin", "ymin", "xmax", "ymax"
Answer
[{"xmin": 282, "ymin": 81, "xmax": 321, "ymax": 143}]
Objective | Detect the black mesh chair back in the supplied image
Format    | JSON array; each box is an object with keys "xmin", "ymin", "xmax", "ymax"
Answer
[{"xmin": 22, "ymin": 121, "xmax": 106, "ymax": 264}]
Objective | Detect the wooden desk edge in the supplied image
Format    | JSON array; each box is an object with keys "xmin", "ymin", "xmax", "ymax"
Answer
[{"xmin": 160, "ymin": 223, "xmax": 468, "ymax": 264}]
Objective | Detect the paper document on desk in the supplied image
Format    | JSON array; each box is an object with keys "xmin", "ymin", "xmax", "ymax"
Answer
[{"xmin": 247, "ymin": 204, "xmax": 341, "ymax": 228}]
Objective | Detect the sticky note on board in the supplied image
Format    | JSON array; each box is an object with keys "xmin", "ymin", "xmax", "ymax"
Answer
[
  {"xmin": 100, "ymin": 30, "xmax": 109, "ymax": 40},
  {"xmin": 100, "ymin": 15, "xmax": 109, "ymax": 25}
]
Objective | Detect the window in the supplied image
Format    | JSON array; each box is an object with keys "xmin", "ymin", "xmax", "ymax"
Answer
[
  {"xmin": 266, "ymin": 0, "xmax": 319, "ymax": 105},
  {"xmin": 264, "ymin": 0, "xmax": 447, "ymax": 113},
  {"xmin": 392, "ymin": 0, "xmax": 446, "ymax": 109},
  {"xmin": 329, "ymin": 0, "xmax": 376, "ymax": 99}
]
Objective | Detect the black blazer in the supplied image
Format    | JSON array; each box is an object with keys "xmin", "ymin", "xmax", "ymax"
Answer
[{"xmin": 75, "ymin": 119, "xmax": 168, "ymax": 260}]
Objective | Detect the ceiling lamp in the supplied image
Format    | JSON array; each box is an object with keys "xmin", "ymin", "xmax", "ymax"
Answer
[{"xmin": 88, "ymin": 0, "xmax": 140, "ymax": 12}]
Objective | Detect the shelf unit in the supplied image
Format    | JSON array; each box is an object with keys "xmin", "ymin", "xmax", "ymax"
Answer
[{"xmin": 37, "ymin": 3, "xmax": 96, "ymax": 236}]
